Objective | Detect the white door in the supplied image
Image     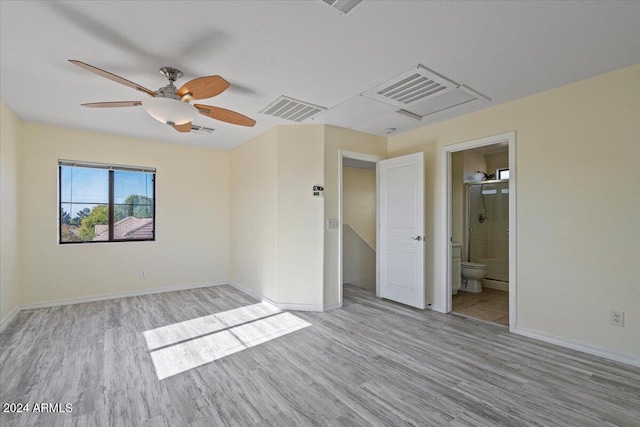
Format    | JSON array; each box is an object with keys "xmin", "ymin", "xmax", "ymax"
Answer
[{"xmin": 377, "ymin": 153, "xmax": 425, "ymax": 309}]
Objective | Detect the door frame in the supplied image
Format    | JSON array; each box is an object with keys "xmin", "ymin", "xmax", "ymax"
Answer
[
  {"xmin": 338, "ymin": 150, "xmax": 384, "ymax": 307},
  {"xmin": 440, "ymin": 131, "xmax": 517, "ymax": 331}
]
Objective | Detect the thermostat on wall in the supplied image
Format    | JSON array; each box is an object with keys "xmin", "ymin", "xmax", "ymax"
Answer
[{"xmin": 313, "ymin": 185, "xmax": 324, "ymax": 197}]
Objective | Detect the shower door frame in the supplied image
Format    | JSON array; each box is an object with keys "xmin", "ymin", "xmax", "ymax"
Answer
[
  {"xmin": 440, "ymin": 131, "xmax": 517, "ymax": 331},
  {"xmin": 466, "ymin": 179, "xmax": 510, "ymax": 283}
]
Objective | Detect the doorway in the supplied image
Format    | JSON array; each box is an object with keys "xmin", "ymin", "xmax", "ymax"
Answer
[
  {"xmin": 338, "ymin": 151, "xmax": 383, "ymax": 307},
  {"xmin": 440, "ymin": 132, "xmax": 517, "ymax": 330}
]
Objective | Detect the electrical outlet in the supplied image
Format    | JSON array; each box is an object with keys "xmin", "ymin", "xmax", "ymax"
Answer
[
  {"xmin": 140, "ymin": 269, "xmax": 147, "ymax": 278},
  {"xmin": 610, "ymin": 310, "xmax": 624, "ymax": 327}
]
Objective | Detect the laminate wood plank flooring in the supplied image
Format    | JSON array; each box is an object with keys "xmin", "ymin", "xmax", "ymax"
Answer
[
  {"xmin": 452, "ymin": 288, "xmax": 510, "ymax": 326},
  {"xmin": 1, "ymin": 284, "xmax": 639, "ymax": 426}
]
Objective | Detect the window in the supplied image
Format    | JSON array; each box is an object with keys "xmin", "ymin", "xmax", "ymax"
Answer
[
  {"xmin": 59, "ymin": 161, "xmax": 155, "ymax": 243},
  {"xmin": 497, "ymin": 168, "xmax": 510, "ymax": 180}
]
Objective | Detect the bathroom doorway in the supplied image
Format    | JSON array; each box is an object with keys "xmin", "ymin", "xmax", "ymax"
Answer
[{"xmin": 440, "ymin": 132, "xmax": 516, "ymax": 329}]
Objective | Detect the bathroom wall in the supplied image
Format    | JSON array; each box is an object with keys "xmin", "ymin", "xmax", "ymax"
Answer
[
  {"xmin": 463, "ymin": 150, "xmax": 487, "ymax": 182},
  {"xmin": 485, "ymin": 152, "xmax": 509, "ymax": 176},
  {"xmin": 451, "ymin": 152, "xmax": 464, "ymax": 245}
]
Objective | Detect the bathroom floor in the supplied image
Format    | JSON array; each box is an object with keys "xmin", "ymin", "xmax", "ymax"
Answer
[{"xmin": 452, "ymin": 288, "xmax": 509, "ymax": 326}]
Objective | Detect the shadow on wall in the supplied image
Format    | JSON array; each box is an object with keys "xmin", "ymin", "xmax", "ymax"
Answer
[{"xmin": 343, "ymin": 224, "xmax": 376, "ymax": 292}]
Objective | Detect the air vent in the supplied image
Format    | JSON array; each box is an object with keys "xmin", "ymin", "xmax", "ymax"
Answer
[
  {"xmin": 397, "ymin": 84, "xmax": 490, "ymax": 120},
  {"xmin": 321, "ymin": 0, "xmax": 362, "ymax": 15},
  {"xmin": 190, "ymin": 125, "xmax": 215, "ymax": 135},
  {"xmin": 363, "ymin": 65, "xmax": 459, "ymax": 109},
  {"xmin": 260, "ymin": 96, "xmax": 326, "ymax": 122}
]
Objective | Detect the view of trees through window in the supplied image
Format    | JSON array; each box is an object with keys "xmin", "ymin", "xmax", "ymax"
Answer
[{"xmin": 59, "ymin": 163, "xmax": 155, "ymax": 243}]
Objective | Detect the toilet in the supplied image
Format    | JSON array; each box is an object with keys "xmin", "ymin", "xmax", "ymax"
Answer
[{"xmin": 461, "ymin": 262, "xmax": 489, "ymax": 293}]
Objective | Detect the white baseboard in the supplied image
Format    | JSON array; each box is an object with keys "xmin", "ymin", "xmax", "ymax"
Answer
[
  {"xmin": 0, "ymin": 305, "xmax": 20, "ymax": 332},
  {"xmin": 265, "ymin": 300, "xmax": 325, "ymax": 312},
  {"xmin": 514, "ymin": 326, "xmax": 640, "ymax": 368},
  {"xmin": 264, "ymin": 296, "xmax": 331, "ymax": 312},
  {"xmin": 323, "ymin": 302, "xmax": 342, "ymax": 311},
  {"xmin": 227, "ymin": 280, "xmax": 264, "ymax": 301},
  {"xmin": 428, "ymin": 303, "xmax": 447, "ymax": 314},
  {"xmin": 228, "ymin": 280, "xmax": 332, "ymax": 312},
  {"xmin": 20, "ymin": 280, "xmax": 228, "ymax": 311}
]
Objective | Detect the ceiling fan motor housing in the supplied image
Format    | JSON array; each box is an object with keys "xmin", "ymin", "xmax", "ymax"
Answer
[
  {"xmin": 156, "ymin": 84, "xmax": 181, "ymax": 101},
  {"xmin": 159, "ymin": 66, "xmax": 183, "ymax": 83}
]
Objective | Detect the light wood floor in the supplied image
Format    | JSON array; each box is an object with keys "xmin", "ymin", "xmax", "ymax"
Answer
[
  {"xmin": 452, "ymin": 288, "xmax": 509, "ymax": 326},
  {"xmin": 1, "ymin": 284, "xmax": 639, "ymax": 426}
]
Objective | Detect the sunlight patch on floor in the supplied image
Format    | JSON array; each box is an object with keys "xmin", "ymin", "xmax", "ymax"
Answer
[
  {"xmin": 144, "ymin": 302, "xmax": 281, "ymax": 350},
  {"xmin": 144, "ymin": 303, "xmax": 311, "ymax": 379}
]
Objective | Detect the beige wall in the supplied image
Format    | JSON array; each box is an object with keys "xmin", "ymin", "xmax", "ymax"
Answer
[
  {"xmin": 324, "ymin": 125, "xmax": 387, "ymax": 306},
  {"xmin": 229, "ymin": 127, "xmax": 278, "ymax": 300},
  {"xmin": 0, "ymin": 101, "xmax": 21, "ymax": 325},
  {"xmin": 276, "ymin": 125, "xmax": 325, "ymax": 306},
  {"xmin": 229, "ymin": 124, "xmax": 325, "ymax": 308},
  {"xmin": 463, "ymin": 150, "xmax": 487, "ymax": 182},
  {"xmin": 342, "ymin": 166, "xmax": 376, "ymax": 248},
  {"xmin": 3, "ymin": 65, "xmax": 638, "ymax": 362},
  {"xmin": 388, "ymin": 64, "xmax": 640, "ymax": 359},
  {"xmin": 19, "ymin": 122, "xmax": 230, "ymax": 305},
  {"xmin": 485, "ymin": 152, "xmax": 509, "ymax": 176},
  {"xmin": 451, "ymin": 152, "xmax": 464, "ymax": 244},
  {"xmin": 342, "ymin": 165, "xmax": 377, "ymax": 293},
  {"xmin": 343, "ymin": 224, "xmax": 376, "ymax": 291}
]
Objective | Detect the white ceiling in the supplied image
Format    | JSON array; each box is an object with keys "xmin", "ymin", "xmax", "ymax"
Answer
[
  {"xmin": 1, "ymin": 1, "xmax": 638, "ymax": 150},
  {"xmin": 343, "ymin": 157, "xmax": 376, "ymax": 170}
]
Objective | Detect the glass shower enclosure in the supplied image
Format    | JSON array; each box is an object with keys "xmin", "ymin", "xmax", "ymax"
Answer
[{"xmin": 466, "ymin": 180, "xmax": 509, "ymax": 282}]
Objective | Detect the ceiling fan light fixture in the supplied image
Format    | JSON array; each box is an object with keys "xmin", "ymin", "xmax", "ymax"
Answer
[{"xmin": 142, "ymin": 97, "xmax": 198, "ymax": 125}]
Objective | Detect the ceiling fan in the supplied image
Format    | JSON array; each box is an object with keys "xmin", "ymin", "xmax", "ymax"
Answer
[{"xmin": 69, "ymin": 60, "xmax": 256, "ymax": 132}]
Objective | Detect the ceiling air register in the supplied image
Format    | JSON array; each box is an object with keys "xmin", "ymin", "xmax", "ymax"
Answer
[{"xmin": 363, "ymin": 65, "xmax": 490, "ymax": 121}]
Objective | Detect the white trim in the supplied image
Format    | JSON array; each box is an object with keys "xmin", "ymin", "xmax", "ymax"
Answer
[
  {"xmin": 323, "ymin": 302, "xmax": 342, "ymax": 311},
  {"xmin": 267, "ymin": 301, "xmax": 325, "ymax": 312},
  {"xmin": 262, "ymin": 295, "xmax": 326, "ymax": 312},
  {"xmin": 227, "ymin": 280, "xmax": 264, "ymax": 301},
  {"xmin": 229, "ymin": 280, "xmax": 337, "ymax": 312},
  {"xmin": 514, "ymin": 326, "xmax": 640, "ymax": 368},
  {"xmin": 440, "ymin": 131, "xmax": 517, "ymax": 328},
  {"xmin": 20, "ymin": 280, "xmax": 228, "ymax": 310},
  {"xmin": 338, "ymin": 150, "xmax": 383, "ymax": 308},
  {"xmin": 260, "ymin": 295, "xmax": 279, "ymax": 307},
  {"xmin": 429, "ymin": 303, "xmax": 446, "ymax": 313},
  {"xmin": 0, "ymin": 305, "xmax": 20, "ymax": 332}
]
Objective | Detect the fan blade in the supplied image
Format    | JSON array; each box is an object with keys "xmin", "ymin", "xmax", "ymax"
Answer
[
  {"xmin": 69, "ymin": 60, "xmax": 156, "ymax": 96},
  {"xmin": 194, "ymin": 104, "xmax": 256, "ymax": 127},
  {"xmin": 81, "ymin": 101, "xmax": 142, "ymax": 108},
  {"xmin": 177, "ymin": 76, "xmax": 230, "ymax": 100},
  {"xmin": 173, "ymin": 122, "xmax": 192, "ymax": 133}
]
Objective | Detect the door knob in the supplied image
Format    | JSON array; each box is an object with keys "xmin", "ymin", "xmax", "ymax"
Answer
[{"xmin": 410, "ymin": 236, "xmax": 423, "ymax": 241}]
